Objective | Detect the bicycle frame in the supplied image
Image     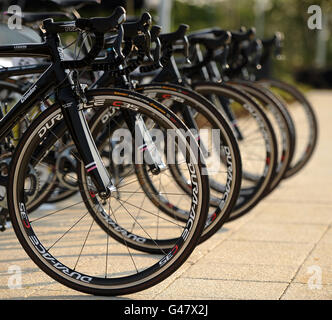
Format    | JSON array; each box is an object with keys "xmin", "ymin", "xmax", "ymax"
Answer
[
  {"xmin": 0, "ymin": 33, "xmax": 113, "ymax": 195},
  {"xmin": 0, "ymin": 34, "xmax": 167, "ymax": 192},
  {"xmin": 0, "ymin": 63, "xmax": 49, "ymax": 80},
  {"xmin": 181, "ymin": 44, "xmax": 245, "ymax": 141}
]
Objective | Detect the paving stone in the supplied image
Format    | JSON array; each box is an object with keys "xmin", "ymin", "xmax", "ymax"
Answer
[
  {"xmin": 295, "ymin": 264, "xmax": 332, "ymax": 285},
  {"xmin": 298, "ymin": 243, "xmax": 332, "ymax": 267},
  {"xmin": 156, "ymin": 278, "xmax": 287, "ymax": 300},
  {"xmin": 252, "ymin": 203, "xmax": 332, "ymax": 225},
  {"xmin": 0, "ymin": 90, "xmax": 331, "ymax": 300},
  {"xmin": 281, "ymin": 283, "xmax": 332, "ymax": 300},
  {"xmin": 184, "ymin": 261, "xmax": 297, "ymax": 283},
  {"xmin": 229, "ymin": 222, "xmax": 327, "ymax": 243},
  {"xmin": 203, "ymin": 240, "xmax": 313, "ymax": 266}
]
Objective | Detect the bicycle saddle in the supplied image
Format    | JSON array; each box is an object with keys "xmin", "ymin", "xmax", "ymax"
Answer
[
  {"xmin": 3, "ymin": 11, "xmax": 70, "ymax": 24},
  {"xmin": 50, "ymin": 0, "xmax": 100, "ymax": 7}
]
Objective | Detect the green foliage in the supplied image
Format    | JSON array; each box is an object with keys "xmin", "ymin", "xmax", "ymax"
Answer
[{"xmin": 171, "ymin": 0, "xmax": 332, "ymax": 82}]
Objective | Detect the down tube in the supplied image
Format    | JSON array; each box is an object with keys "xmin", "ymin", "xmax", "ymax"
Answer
[{"xmin": 0, "ymin": 64, "xmax": 56, "ymax": 141}]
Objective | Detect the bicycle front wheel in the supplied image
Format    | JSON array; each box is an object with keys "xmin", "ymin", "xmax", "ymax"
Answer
[
  {"xmin": 258, "ymin": 78, "xmax": 318, "ymax": 178},
  {"xmin": 7, "ymin": 88, "xmax": 209, "ymax": 296}
]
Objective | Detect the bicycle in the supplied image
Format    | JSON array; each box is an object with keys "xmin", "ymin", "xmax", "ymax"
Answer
[{"xmin": 2, "ymin": 8, "xmax": 211, "ymax": 296}]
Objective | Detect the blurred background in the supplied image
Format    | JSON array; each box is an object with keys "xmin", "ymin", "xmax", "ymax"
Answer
[{"xmin": 1, "ymin": 0, "xmax": 331, "ymax": 88}]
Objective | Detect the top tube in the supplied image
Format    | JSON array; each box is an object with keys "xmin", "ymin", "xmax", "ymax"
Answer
[{"xmin": 0, "ymin": 42, "xmax": 51, "ymax": 58}]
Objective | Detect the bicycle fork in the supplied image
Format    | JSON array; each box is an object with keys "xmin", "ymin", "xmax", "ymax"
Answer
[
  {"xmin": 121, "ymin": 109, "xmax": 167, "ymax": 175},
  {"xmin": 57, "ymin": 89, "xmax": 115, "ymax": 199}
]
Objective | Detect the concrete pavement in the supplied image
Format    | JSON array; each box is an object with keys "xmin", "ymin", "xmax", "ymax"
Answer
[{"xmin": 0, "ymin": 89, "xmax": 331, "ymax": 300}]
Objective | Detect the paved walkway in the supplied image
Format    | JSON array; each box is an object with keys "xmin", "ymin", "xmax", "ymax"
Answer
[{"xmin": 0, "ymin": 90, "xmax": 331, "ymax": 300}]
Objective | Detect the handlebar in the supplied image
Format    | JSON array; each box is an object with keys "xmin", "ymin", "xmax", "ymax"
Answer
[
  {"xmin": 262, "ymin": 31, "xmax": 284, "ymax": 59},
  {"xmin": 159, "ymin": 24, "xmax": 189, "ymax": 46},
  {"xmin": 188, "ymin": 31, "xmax": 231, "ymax": 51},
  {"xmin": 123, "ymin": 12, "xmax": 153, "ymax": 61},
  {"xmin": 123, "ymin": 12, "xmax": 152, "ymax": 39},
  {"xmin": 75, "ymin": 6, "xmax": 126, "ymax": 33},
  {"xmin": 158, "ymin": 24, "xmax": 190, "ymax": 63},
  {"xmin": 231, "ymin": 27, "xmax": 256, "ymax": 42},
  {"xmin": 42, "ymin": 6, "xmax": 126, "ymax": 34},
  {"xmin": 41, "ymin": 7, "xmax": 126, "ymax": 68}
]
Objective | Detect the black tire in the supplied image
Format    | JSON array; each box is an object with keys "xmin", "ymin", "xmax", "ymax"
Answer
[
  {"xmin": 229, "ymin": 80, "xmax": 295, "ymax": 194},
  {"xmin": 258, "ymin": 78, "xmax": 318, "ymax": 178},
  {"xmin": 192, "ymin": 82, "xmax": 278, "ymax": 221},
  {"xmin": 134, "ymin": 83, "xmax": 242, "ymax": 243},
  {"xmin": 8, "ymin": 88, "xmax": 210, "ymax": 296}
]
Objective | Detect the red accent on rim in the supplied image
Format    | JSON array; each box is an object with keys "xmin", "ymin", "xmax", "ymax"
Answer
[
  {"xmin": 211, "ymin": 212, "xmax": 217, "ymax": 222},
  {"xmin": 23, "ymin": 220, "xmax": 31, "ymax": 229},
  {"xmin": 112, "ymin": 101, "xmax": 123, "ymax": 107},
  {"xmin": 171, "ymin": 245, "xmax": 179, "ymax": 255}
]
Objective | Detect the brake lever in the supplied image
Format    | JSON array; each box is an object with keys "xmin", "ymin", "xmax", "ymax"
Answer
[
  {"xmin": 151, "ymin": 25, "xmax": 162, "ymax": 66},
  {"xmin": 181, "ymin": 35, "xmax": 191, "ymax": 64},
  {"xmin": 114, "ymin": 24, "xmax": 125, "ymax": 60},
  {"xmin": 140, "ymin": 12, "xmax": 152, "ymax": 30},
  {"xmin": 133, "ymin": 30, "xmax": 153, "ymax": 62},
  {"xmin": 136, "ymin": 12, "xmax": 153, "ymax": 61},
  {"xmin": 145, "ymin": 29, "xmax": 154, "ymax": 62},
  {"xmin": 274, "ymin": 31, "xmax": 284, "ymax": 60},
  {"xmin": 153, "ymin": 37, "xmax": 162, "ymax": 66},
  {"xmin": 252, "ymin": 39, "xmax": 263, "ymax": 69},
  {"xmin": 215, "ymin": 44, "xmax": 230, "ymax": 71}
]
